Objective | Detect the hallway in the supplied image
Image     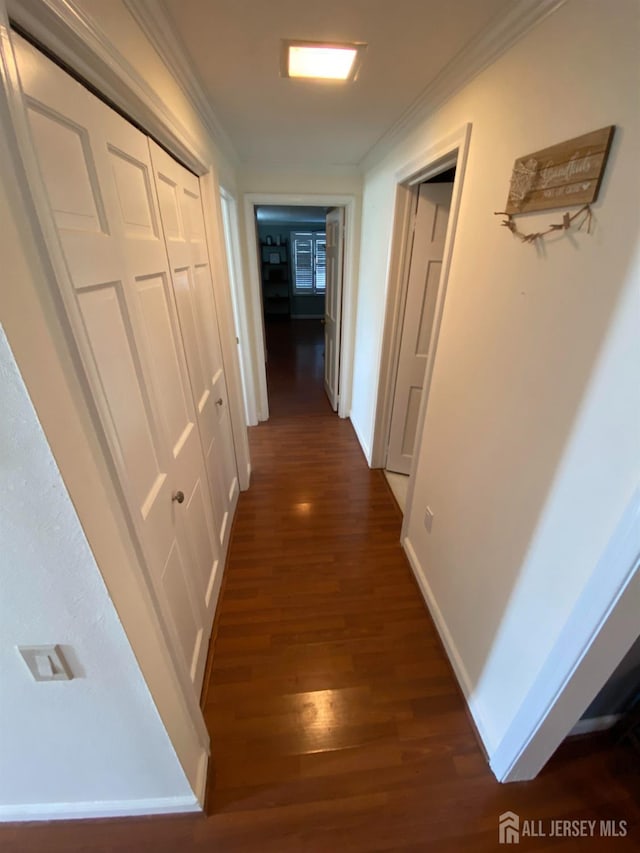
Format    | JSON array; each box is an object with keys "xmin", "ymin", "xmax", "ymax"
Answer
[
  {"xmin": 2, "ymin": 320, "xmax": 637, "ymax": 850},
  {"xmin": 200, "ymin": 319, "xmax": 639, "ymax": 849}
]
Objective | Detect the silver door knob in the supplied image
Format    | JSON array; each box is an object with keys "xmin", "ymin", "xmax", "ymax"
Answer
[
  {"xmin": 172, "ymin": 490, "xmax": 185, "ymax": 504},
  {"xmin": 215, "ymin": 398, "xmax": 224, "ymax": 406}
]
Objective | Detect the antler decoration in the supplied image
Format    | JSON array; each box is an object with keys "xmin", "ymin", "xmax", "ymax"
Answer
[{"xmin": 494, "ymin": 204, "xmax": 593, "ymax": 244}]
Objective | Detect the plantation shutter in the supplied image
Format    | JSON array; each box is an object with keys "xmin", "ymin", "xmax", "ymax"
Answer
[
  {"xmin": 314, "ymin": 237, "xmax": 326, "ymax": 292},
  {"xmin": 291, "ymin": 231, "xmax": 326, "ymax": 294},
  {"xmin": 292, "ymin": 233, "xmax": 314, "ymax": 292}
]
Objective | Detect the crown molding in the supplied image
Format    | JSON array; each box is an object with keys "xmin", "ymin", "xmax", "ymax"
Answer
[
  {"xmin": 124, "ymin": 0, "xmax": 238, "ymax": 168},
  {"xmin": 7, "ymin": 0, "xmax": 214, "ymax": 174},
  {"xmin": 360, "ymin": 0, "xmax": 568, "ymax": 172}
]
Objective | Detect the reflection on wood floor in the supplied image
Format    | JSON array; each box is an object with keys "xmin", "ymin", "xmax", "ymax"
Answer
[{"xmin": 3, "ymin": 318, "xmax": 638, "ymax": 851}]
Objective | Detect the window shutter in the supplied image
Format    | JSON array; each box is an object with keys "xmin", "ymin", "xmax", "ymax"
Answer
[
  {"xmin": 291, "ymin": 231, "xmax": 327, "ymax": 294},
  {"xmin": 292, "ymin": 233, "xmax": 314, "ymax": 292},
  {"xmin": 314, "ymin": 237, "xmax": 326, "ymax": 292}
]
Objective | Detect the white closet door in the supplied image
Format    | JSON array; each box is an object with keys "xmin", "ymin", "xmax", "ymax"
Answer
[
  {"xmin": 15, "ymin": 35, "xmax": 215, "ymax": 693},
  {"xmin": 150, "ymin": 142, "xmax": 239, "ymax": 555}
]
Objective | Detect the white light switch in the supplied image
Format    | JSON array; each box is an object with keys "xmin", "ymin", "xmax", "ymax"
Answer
[
  {"xmin": 18, "ymin": 645, "xmax": 73, "ymax": 681},
  {"xmin": 35, "ymin": 653, "xmax": 55, "ymax": 678},
  {"xmin": 424, "ymin": 506, "xmax": 434, "ymax": 533}
]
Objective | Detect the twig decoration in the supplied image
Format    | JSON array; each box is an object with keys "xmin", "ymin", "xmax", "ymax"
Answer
[{"xmin": 494, "ymin": 204, "xmax": 593, "ymax": 244}]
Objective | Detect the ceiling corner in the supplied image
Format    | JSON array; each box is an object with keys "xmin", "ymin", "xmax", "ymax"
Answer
[
  {"xmin": 123, "ymin": 0, "xmax": 239, "ymax": 167},
  {"xmin": 359, "ymin": 0, "xmax": 569, "ymax": 172}
]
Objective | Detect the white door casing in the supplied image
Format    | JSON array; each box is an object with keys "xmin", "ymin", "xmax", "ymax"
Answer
[
  {"xmin": 386, "ymin": 182, "xmax": 453, "ymax": 475},
  {"xmin": 220, "ymin": 188, "xmax": 253, "ymax": 425},
  {"xmin": 150, "ymin": 141, "xmax": 239, "ymax": 558},
  {"xmin": 15, "ymin": 35, "xmax": 218, "ymax": 695},
  {"xmin": 324, "ymin": 207, "xmax": 344, "ymax": 411}
]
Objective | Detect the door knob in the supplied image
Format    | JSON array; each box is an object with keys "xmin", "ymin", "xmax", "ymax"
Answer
[
  {"xmin": 215, "ymin": 397, "xmax": 224, "ymax": 406},
  {"xmin": 172, "ymin": 490, "xmax": 185, "ymax": 504}
]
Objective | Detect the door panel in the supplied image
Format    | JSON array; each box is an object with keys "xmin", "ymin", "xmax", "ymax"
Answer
[
  {"xmin": 387, "ymin": 182, "xmax": 453, "ymax": 475},
  {"xmin": 133, "ymin": 273, "xmax": 193, "ymax": 454},
  {"xmin": 15, "ymin": 34, "xmax": 213, "ymax": 693},
  {"xmin": 150, "ymin": 141, "xmax": 239, "ymax": 558},
  {"xmin": 161, "ymin": 541, "xmax": 201, "ymax": 678},
  {"xmin": 26, "ymin": 106, "xmax": 106, "ymax": 233},
  {"xmin": 77, "ymin": 283, "xmax": 163, "ymax": 507},
  {"xmin": 324, "ymin": 207, "xmax": 344, "ymax": 410},
  {"xmin": 416, "ymin": 262, "xmax": 442, "ymax": 354},
  {"xmin": 173, "ymin": 266, "xmax": 209, "ymax": 412},
  {"xmin": 108, "ymin": 146, "xmax": 159, "ymax": 238}
]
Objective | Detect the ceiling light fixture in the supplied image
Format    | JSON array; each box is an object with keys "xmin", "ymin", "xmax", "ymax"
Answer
[{"xmin": 281, "ymin": 40, "xmax": 366, "ymax": 82}]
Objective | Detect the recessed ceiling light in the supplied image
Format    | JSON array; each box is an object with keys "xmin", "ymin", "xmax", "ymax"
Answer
[{"xmin": 281, "ymin": 40, "xmax": 366, "ymax": 82}]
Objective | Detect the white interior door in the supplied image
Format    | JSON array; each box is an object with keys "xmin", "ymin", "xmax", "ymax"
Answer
[
  {"xmin": 324, "ymin": 207, "xmax": 344, "ymax": 410},
  {"xmin": 387, "ymin": 182, "xmax": 453, "ymax": 475},
  {"xmin": 15, "ymin": 35, "xmax": 215, "ymax": 693},
  {"xmin": 150, "ymin": 141, "xmax": 239, "ymax": 559}
]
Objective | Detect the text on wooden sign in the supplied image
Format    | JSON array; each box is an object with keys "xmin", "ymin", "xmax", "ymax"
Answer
[{"xmin": 505, "ymin": 126, "xmax": 615, "ymax": 215}]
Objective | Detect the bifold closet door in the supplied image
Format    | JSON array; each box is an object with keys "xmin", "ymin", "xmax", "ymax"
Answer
[
  {"xmin": 14, "ymin": 34, "xmax": 220, "ymax": 693},
  {"xmin": 149, "ymin": 143, "xmax": 239, "ymax": 555}
]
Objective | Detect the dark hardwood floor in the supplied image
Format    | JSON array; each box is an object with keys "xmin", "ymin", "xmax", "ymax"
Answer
[{"xmin": 3, "ymin": 318, "xmax": 638, "ymax": 851}]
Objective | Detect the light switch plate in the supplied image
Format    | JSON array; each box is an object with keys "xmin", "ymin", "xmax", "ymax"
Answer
[
  {"xmin": 18, "ymin": 645, "xmax": 73, "ymax": 681},
  {"xmin": 424, "ymin": 506, "xmax": 434, "ymax": 533}
]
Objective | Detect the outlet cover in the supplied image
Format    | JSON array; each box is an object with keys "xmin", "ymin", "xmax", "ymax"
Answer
[
  {"xmin": 18, "ymin": 645, "xmax": 73, "ymax": 681},
  {"xmin": 424, "ymin": 507, "xmax": 434, "ymax": 533}
]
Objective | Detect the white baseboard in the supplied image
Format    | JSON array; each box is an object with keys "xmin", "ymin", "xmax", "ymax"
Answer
[
  {"xmin": 0, "ymin": 794, "xmax": 201, "ymax": 822},
  {"xmin": 402, "ymin": 535, "xmax": 494, "ymax": 755},
  {"xmin": 569, "ymin": 714, "xmax": 622, "ymax": 737}
]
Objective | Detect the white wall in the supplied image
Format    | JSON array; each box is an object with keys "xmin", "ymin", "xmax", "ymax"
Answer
[
  {"xmin": 239, "ymin": 164, "xmax": 362, "ymax": 198},
  {"xmin": 352, "ymin": 0, "xmax": 640, "ymax": 757},
  {"xmin": 0, "ymin": 327, "xmax": 194, "ymax": 819}
]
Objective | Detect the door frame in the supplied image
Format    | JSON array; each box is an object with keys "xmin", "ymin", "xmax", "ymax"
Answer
[
  {"xmin": 243, "ymin": 192, "xmax": 357, "ymax": 421},
  {"xmin": 323, "ymin": 206, "xmax": 345, "ymax": 412},
  {"xmin": 0, "ymin": 0, "xmax": 247, "ymax": 806},
  {"xmin": 220, "ymin": 185, "xmax": 254, "ymax": 426},
  {"xmin": 370, "ymin": 123, "xmax": 471, "ymax": 476}
]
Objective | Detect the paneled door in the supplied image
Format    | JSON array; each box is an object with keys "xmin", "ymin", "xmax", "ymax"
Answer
[
  {"xmin": 386, "ymin": 182, "xmax": 453, "ymax": 475},
  {"xmin": 324, "ymin": 207, "xmax": 344, "ymax": 411},
  {"xmin": 15, "ymin": 35, "xmax": 218, "ymax": 694},
  {"xmin": 150, "ymin": 142, "xmax": 239, "ymax": 556}
]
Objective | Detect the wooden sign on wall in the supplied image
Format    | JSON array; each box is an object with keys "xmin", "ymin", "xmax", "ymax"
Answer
[{"xmin": 505, "ymin": 126, "xmax": 615, "ymax": 215}]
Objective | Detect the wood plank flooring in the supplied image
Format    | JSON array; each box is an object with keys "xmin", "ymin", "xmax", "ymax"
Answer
[{"xmin": 2, "ymin": 318, "xmax": 638, "ymax": 851}]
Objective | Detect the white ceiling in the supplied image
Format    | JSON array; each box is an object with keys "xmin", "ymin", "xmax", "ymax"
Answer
[{"xmin": 161, "ymin": 0, "xmax": 511, "ymax": 167}]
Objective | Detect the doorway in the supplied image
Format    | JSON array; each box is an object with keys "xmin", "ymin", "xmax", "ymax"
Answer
[
  {"xmin": 255, "ymin": 204, "xmax": 330, "ymax": 416},
  {"xmin": 384, "ymin": 168, "xmax": 456, "ymax": 511},
  {"xmin": 256, "ymin": 205, "xmax": 328, "ymax": 322},
  {"xmin": 369, "ymin": 124, "xmax": 471, "ymax": 523},
  {"xmin": 242, "ymin": 193, "xmax": 358, "ymax": 423}
]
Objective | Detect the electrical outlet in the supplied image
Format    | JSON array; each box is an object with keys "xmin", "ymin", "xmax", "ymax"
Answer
[{"xmin": 424, "ymin": 507, "xmax": 434, "ymax": 533}]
